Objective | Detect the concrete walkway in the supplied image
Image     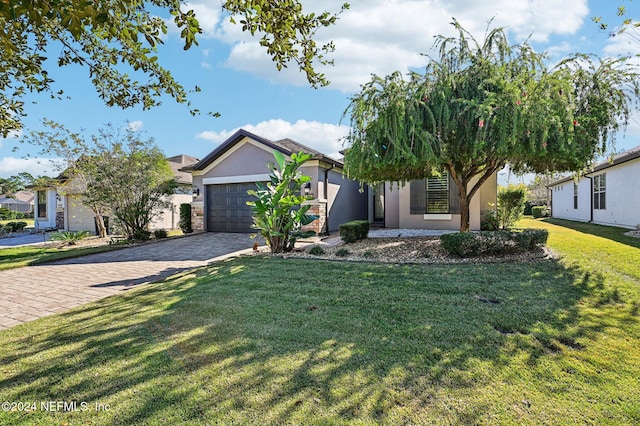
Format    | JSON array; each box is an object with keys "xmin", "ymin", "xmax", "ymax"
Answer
[{"xmin": 0, "ymin": 233, "xmax": 258, "ymax": 330}]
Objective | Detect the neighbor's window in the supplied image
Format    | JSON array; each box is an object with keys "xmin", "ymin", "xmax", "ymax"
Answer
[
  {"xmin": 37, "ymin": 190, "xmax": 47, "ymax": 218},
  {"xmin": 593, "ymin": 174, "xmax": 606, "ymax": 210},
  {"xmin": 426, "ymin": 172, "xmax": 449, "ymax": 214},
  {"xmin": 573, "ymin": 183, "xmax": 578, "ymax": 209}
]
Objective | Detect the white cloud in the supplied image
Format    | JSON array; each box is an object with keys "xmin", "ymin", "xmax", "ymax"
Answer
[
  {"xmin": 217, "ymin": 0, "xmax": 590, "ymax": 91},
  {"xmin": 127, "ymin": 120, "xmax": 144, "ymax": 131},
  {"xmin": 604, "ymin": 24, "xmax": 640, "ymax": 57},
  {"xmin": 197, "ymin": 119, "xmax": 349, "ymax": 158},
  {"xmin": 0, "ymin": 157, "xmax": 61, "ymax": 178}
]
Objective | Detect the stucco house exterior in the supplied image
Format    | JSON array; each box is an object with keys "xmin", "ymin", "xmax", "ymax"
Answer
[
  {"xmin": 548, "ymin": 145, "xmax": 640, "ymax": 229},
  {"xmin": 185, "ymin": 129, "xmax": 368, "ymax": 234},
  {"xmin": 186, "ymin": 129, "xmax": 497, "ymax": 233},
  {"xmin": 371, "ymin": 173, "xmax": 497, "ymax": 231},
  {"xmin": 33, "ymin": 154, "xmax": 199, "ymax": 234}
]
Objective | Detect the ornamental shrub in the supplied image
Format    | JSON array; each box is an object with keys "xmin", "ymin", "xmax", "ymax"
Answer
[
  {"xmin": 335, "ymin": 248, "xmax": 350, "ymax": 257},
  {"xmin": 496, "ymin": 184, "xmax": 527, "ymax": 229},
  {"xmin": 532, "ymin": 205, "xmax": 550, "ymax": 218},
  {"xmin": 440, "ymin": 229, "xmax": 548, "ymax": 257},
  {"xmin": 309, "ymin": 245, "xmax": 326, "ymax": 255},
  {"xmin": 179, "ymin": 203, "xmax": 193, "ymax": 234},
  {"xmin": 50, "ymin": 230, "xmax": 91, "ymax": 245},
  {"xmin": 132, "ymin": 229, "xmax": 151, "ymax": 241},
  {"xmin": 522, "ymin": 228, "xmax": 549, "ymax": 247},
  {"xmin": 338, "ymin": 220, "xmax": 370, "ymax": 243},
  {"xmin": 247, "ymin": 151, "xmax": 318, "ymax": 253},
  {"xmin": 440, "ymin": 232, "xmax": 481, "ymax": 257},
  {"xmin": 4, "ymin": 221, "xmax": 28, "ymax": 232},
  {"xmin": 153, "ymin": 229, "xmax": 168, "ymax": 239}
]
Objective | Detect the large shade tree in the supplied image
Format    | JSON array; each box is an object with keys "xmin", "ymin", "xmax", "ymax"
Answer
[
  {"xmin": 0, "ymin": 0, "xmax": 349, "ymax": 137},
  {"xmin": 343, "ymin": 20, "xmax": 640, "ymax": 232}
]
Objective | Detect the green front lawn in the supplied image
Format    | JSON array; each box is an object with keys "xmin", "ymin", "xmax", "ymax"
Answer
[
  {"xmin": 0, "ymin": 220, "xmax": 638, "ymax": 424},
  {"xmin": 0, "ymin": 245, "xmax": 123, "ymax": 271},
  {"xmin": 0, "ymin": 219, "xmax": 34, "ymax": 227}
]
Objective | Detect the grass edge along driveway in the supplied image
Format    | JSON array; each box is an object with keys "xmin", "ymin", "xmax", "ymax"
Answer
[{"xmin": 0, "ymin": 218, "xmax": 638, "ymax": 425}]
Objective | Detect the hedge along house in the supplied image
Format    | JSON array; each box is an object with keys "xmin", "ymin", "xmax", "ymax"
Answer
[
  {"xmin": 369, "ymin": 173, "xmax": 498, "ymax": 231},
  {"xmin": 184, "ymin": 129, "xmax": 368, "ymax": 234},
  {"xmin": 548, "ymin": 144, "xmax": 640, "ymax": 229}
]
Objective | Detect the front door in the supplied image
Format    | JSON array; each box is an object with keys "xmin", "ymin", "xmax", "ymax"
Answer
[{"xmin": 373, "ymin": 183, "xmax": 385, "ymax": 223}]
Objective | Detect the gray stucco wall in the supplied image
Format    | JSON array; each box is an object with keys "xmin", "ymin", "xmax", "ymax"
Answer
[
  {"xmin": 206, "ymin": 142, "xmax": 276, "ymax": 178},
  {"xmin": 326, "ymin": 169, "xmax": 368, "ymax": 232}
]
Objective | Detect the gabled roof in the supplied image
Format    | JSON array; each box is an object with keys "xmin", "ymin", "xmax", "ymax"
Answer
[
  {"xmin": 186, "ymin": 128, "xmax": 342, "ymax": 171},
  {"xmin": 0, "ymin": 197, "xmax": 30, "ymax": 205},
  {"xmin": 548, "ymin": 144, "xmax": 640, "ymax": 187}
]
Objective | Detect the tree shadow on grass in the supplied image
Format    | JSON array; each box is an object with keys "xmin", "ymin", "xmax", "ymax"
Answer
[
  {"xmin": 543, "ymin": 218, "xmax": 640, "ymax": 249},
  {"xmin": 0, "ymin": 257, "xmax": 638, "ymax": 424}
]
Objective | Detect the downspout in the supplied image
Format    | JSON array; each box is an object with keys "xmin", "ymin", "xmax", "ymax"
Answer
[{"xmin": 586, "ymin": 176, "xmax": 593, "ymax": 222}]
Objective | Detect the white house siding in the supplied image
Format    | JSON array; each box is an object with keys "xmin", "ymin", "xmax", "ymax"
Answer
[
  {"xmin": 591, "ymin": 161, "xmax": 640, "ymax": 229},
  {"xmin": 550, "ymin": 152, "xmax": 640, "ymax": 229},
  {"xmin": 550, "ymin": 179, "xmax": 591, "ymax": 223},
  {"xmin": 34, "ymin": 189, "xmax": 58, "ymax": 230},
  {"xmin": 65, "ymin": 195, "xmax": 98, "ymax": 233}
]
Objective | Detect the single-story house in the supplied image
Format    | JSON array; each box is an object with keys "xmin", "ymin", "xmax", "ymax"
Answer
[
  {"xmin": 33, "ymin": 154, "xmax": 199, "ymax": 234},
  {"xmin": 548, "ymin": 144, "xmax": 640, "ymax": 229},
  {"xmin": 0, "ymin": 196, "xmax": 32, "ymax": 213},
  {"xmin": 185, "ymin": 129, "xmax": 368, "ymax": 234},
  {"xmin": 185, "ymin": 129, "xmax": 496, "ymax": 233}
]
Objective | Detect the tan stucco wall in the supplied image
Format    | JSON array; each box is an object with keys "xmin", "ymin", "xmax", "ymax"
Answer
[
  {"xmin": 479, "ymin": 172, "xmax": 498, "ymax": 217},
  {"xmin": 384, "ymin": 183, "xmax": 400, "ymax": 228},
  {"xmin": 151, "ymin": 194, "xmax": 193, "ymax": 230},
  {"xmin": 65, "ymin": 195, "xmax": 97, "ymax": 233},
  {"xmin": 383, "ymin": 173, "xmax": 496, "ymax": 231}
]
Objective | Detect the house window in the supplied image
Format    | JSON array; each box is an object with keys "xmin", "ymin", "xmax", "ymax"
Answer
[
  {"xmin": 426, "ymin": 172, "xmax": 450, "ymax": 214},
  {"xmin": 593, "ymin": 174, "xmax": 606, "ymax": 210},
  {"xmin": 37, "ymin": 190, "xmax": 47, "ymax": 218},
  {"xmin": 410, "ymin": 172, "xmax": 459, "ymax": 215},
  {"xmin": 573, "ymin": 183, "xmax": 578, "ymax": 210}
]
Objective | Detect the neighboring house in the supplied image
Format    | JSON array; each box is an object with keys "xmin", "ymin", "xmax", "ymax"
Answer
[
  {"xmin": 185, "ymin": 129, "xmax": 368, "ymax": 234},
  {"xmin": 32, "ymin": 154, "xmax": 199, "ymax": 234},
  {"xmin": 151, "ymin": 154, "xmax": 200, "ymax": 230},
  {"xmin": 548, "ymin": 145, "xmax": 640, "ymax": 229},
  {"xmin": 372, "ymin": 172, "xmax": 497, "ymax": 231},
  {"xmin": 0, "ymin": 196, "xmax": 31, "ymax": 213}
]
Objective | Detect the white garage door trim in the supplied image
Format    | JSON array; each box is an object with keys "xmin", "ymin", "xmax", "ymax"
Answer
[{"xmin": 203, "ymin": 174, "xmax": 271, "ymax": 185}]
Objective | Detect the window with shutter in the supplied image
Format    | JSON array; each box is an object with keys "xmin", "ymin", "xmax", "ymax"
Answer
[
  {"xmin": 426, "ymin": 173, "xmax": 449, "ymax": 214},
  {"xmin": 410, "ymin": 173, "xmax": 453, "ymax": 215}
]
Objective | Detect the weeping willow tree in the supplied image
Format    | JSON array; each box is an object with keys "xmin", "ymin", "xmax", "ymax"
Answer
[{"xmin": 343, "ymin": 19, "xmax": 640, "ymax": 232}]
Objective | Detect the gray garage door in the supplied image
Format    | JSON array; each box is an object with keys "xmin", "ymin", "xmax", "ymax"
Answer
[{"xmin": 206, "ymin": 183, "xmax": 259, "ymax": 232}]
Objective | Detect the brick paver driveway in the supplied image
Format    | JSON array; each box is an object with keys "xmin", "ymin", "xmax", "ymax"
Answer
[{"xmin": 0, "ymin": 233, "xmax": 257, "ymax": 330}]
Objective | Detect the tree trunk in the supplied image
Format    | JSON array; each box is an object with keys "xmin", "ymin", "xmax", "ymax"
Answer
[
  {"xmin": 459, "ymin": 194, "xmax": 470, "ymax": 233},
  {"xmin": 93, "ymin": 208, "xmax": 107, "ymax": 238}
]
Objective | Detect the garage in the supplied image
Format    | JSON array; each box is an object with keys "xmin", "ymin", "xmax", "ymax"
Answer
[{"xmin": 206, "ymin": 182, "xmax": 259, "ymax": 232}]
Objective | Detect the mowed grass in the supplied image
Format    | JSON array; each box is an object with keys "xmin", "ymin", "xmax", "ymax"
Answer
[
  {"xmin": 0, "ymin": 245, "xmax": 122, "ymax": 271},
  {"xmin": 0, "ymin": 220, "xmax": 639, "ymax": 424}
]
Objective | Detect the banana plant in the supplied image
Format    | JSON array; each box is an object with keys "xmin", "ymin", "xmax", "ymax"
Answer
[{"xmin": 247, "ymin": 150, "xmax": 318, "ymax": 253}]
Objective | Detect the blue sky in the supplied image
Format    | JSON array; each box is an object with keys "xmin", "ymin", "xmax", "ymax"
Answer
[{"xmin": 1, "ymin": 0, "xmax": 639, "ymax": 179}]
